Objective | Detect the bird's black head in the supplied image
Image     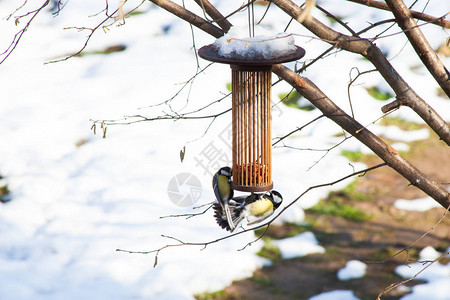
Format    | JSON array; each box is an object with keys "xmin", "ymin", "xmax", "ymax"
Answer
[
  {"xmin": 219, "ymin": 166, "xmax": 232, "ymax": 178},
  {"xmin": 269, "ymin": 190, "xmax": 283, "ymax": 208}
]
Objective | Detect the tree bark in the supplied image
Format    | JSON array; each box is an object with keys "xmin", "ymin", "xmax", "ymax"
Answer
[
  {"xmin": 150, "ymin": 0, "xmax": 224, "ymax": 38},
  {"xmin": 346, "ymin": 0, "xmax": 450, "ymax": 29},
  {"xmin": 271, "ymin": 0, "xmax": 450, "ymax": 146},
  {"xmin": 272, "ymin": 64, "xmax": 450, "ymax": 208},
  {"xmin": 193, "ymin": 0, "xmax": 232, "ymax": 32},
  {"xmin": 385, "ymin": 0, "xmax": 450, "ymax": 98},
  {"xmin": 148, "ymin": 0, "xmax": 450, "ymax": 208}
]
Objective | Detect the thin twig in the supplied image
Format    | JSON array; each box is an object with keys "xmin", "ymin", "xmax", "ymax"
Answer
[
  {"xmin": 376, "ymin": 250, "xmax": 450, "ymax": 299},
  {"xmin": 273, "ymin": 115, "xmax": 325, "ymax": 146},
  {"xmin": 159, "ymin": 204, "xmax": 213, "ymax": 220},
  {"xmin": 116, "ymin": 163, "xmax": 387, "ymax": 267},
  {"xmin": 1, "ymin": 1, "xmax": 51, "ymax": 65},
  {"xmin": 346, "ymin": 0, "xmax": 450, "ymax": 29}
]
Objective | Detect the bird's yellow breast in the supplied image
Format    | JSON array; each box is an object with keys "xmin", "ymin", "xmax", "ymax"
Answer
[
  {"xmin": 249, "ymin": 199, "xmax": 273, "ymax": 217},
  {"xmin": 217, "ymin": 175, "xmax": 231, "ymax": 192}
]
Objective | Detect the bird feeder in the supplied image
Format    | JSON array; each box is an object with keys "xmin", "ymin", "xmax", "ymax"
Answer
[{"xmin": 199, "ymin": 36, "xmax": 305, "ymax": 192}]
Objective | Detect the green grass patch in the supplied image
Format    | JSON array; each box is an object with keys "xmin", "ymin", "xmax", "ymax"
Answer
[
  {"xmin": 308, "ymin": 196, "xmax": 372, "ymax": 222},
  {"xmin": 379, "ymin": 117, "xmax": 424, "ymax": 131},
  {"xmin": 256, "ymin": 242, "xmax": 282, "ymax": 262},
  {"xmin": 76, "ymin": 45, "xmax": 127, "ymax": 57},
  {"xmin": 278, "ymin": 90, "xmax": 315, "ymax": 111},
  {"xmin": 339, "ymin": 180, "xmax": 372, "ymax": 202},
  {"xmin": 341, "ymin": 150, "xmax": 366, "ymax": 161},
  {"xmin": 195, "ymin": 289, "xmax": 228, "ymax": 300},
  {"xmin": 251, "ymin": 275, "xmax": 275, "ymax": 287},
  {"xmin": 128, "ymin": 10, "xmax": 146, "ymax": 16},
  {"xmin": 372, "ymin": 247, "xmax": 418, "ymax": 262},
  {"xmin": 365, "ymin": 86, "xmax": 393, "ymax": 101},
  {"xmin": 0, "ymin": 184, "xmax": 11, "ymax": 203},
  {"xmin": 254, "ymin": 223, "xmax": 310, "ymax": 240}
]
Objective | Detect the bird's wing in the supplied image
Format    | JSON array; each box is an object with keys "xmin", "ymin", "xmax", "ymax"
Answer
[
  {"xmin": 230, "ymin": 196, "xmax": 247, "ymax": 205},
  {"xmin": 223, "ymin": 202, "xmax": 235, "ymax": 231},
  {"xmin": 213, "ymin": 200, "xmax": 245, "ymax": 232},
  {"xmin": 243, "ymin": 193, "xmax": 261, "ymax": 205},
  {"xmin": 213, "ymin": 203, "xmax": 231, "ymax": 231}
]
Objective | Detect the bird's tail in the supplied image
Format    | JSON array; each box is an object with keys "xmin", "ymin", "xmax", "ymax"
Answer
[
  {"xmin": 223, "ymin": 202, "xmax": 235, "ymax": 231},
  {"xmin": 213, "ymin": 200, "xmax": 245, "ymax": 232}
]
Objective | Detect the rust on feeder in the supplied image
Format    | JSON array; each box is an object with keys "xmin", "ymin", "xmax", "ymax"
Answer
[{"xmin": 199, "ymin": 43, "xmax": 305, "ymax": 192}]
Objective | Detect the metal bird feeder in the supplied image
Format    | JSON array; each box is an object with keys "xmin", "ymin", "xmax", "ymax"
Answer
[{"xmin": 199, "ymin": 40, "xmax": 305, "ymax": 193}]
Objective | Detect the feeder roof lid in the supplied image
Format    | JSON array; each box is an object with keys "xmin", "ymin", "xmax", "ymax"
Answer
[{"xmin": 199, "ymin": 33, "xmax": 305, "ymax": 66}]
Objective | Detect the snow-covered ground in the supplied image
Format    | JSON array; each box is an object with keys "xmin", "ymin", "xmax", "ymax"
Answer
[
  {"xmin": 0, "ymin": 1, "xmax": 448, "ymax": 299},
  {"xmin": 337, "ymin": 260, "xmax": 367, "ymax": 281}
]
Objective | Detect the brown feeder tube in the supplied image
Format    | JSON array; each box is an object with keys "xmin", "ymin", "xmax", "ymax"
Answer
[
  {"xmin": 198, "ymin": 43, "xmax": 305, "ymax": 193},
  {"xmin": 231, "ymin": 65, "xmax": 273, "ymax": 192}
]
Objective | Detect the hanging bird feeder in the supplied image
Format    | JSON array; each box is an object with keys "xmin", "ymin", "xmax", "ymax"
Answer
[{"xmin": 199, "ymin": 34, "xmax": 305, "ymax": 193}]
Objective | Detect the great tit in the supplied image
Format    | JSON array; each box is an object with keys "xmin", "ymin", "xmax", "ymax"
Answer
[
  {"xmin": 212, "ymin": 166, "xmax": 235, "ymax": 231},
  {"xmin": 213, "ymin": 190, "xmax": 283, "ymax": 232}
]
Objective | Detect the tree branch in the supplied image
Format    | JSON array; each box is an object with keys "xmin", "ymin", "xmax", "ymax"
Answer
[
  {"xmin": 385, "ymin": 0, "xmax": 450, "ymax": 98},
  {"xmin": 346, "ymin": 0, "xmax": 450, "ymax": 29},
  {"xmin": 148, "ymin": 0, "xmax": 450, "ymax": 208},
  {"xmin": 193, "ymin": 0, "xmax": 232, "ymax": 32},
  {"xmin": 272, "ymin": 64, "xmax": 450, "ymax": 209},
  {"xmin": 149, "ymin": 0, "xmax": 224, "ymax": 38},
  {"xmin": 376, "ymin": 250, "xmax": 450, "ymax": 300},
  {"xmin": 1, "ymin": 0, "xmax": 51, "ymax": 65},
  {"xmin": 271, "ymin": 0, "xmax": 450, "ymax": 145},
  {"xmin": 117, "ymin": 163, "xmax": 388, "ymax": 265}
]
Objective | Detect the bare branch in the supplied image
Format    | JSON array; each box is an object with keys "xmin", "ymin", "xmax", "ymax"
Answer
[
  {"xmin": 148, "ymin": 0, "xmax": 224, "ymax": 38},
  {"xmin": 376, "ymin": 250, "xmax": 450, "ymax": 300},
  {"xmin": 193, "ymin": 0, "xmax": 232, "ymax": 32},
  {"xmin": 1, "ymin": 0, "xmax": 51, "ymax": 65},
  {"xmin": 271, "ymin": 0, "xmax": 450, "ymax": 145},
  {"xmin": 116, "ymin": 163, "xmax": 387, "ymax": 265},
  {"xmin": 273, "ymin": 115, "xmax": 326, "ymax": 146},
  {"xmin": 45, "ymin": 0, "xmax": 146, "ymax": 64},
  {"xmin": 147, "ymin": 0, "xmax": 450, "ymax": 206},
  {"xmin": 385, "ymin": 0, "xmax": 450, "ymax": 98},
  {"xmin": 272, "ymin": 63, "xmax": 450, "ymax": 208},
  {"xmin": 368, "ymin": 202, "xmax": 450, "ymax": 266},
  {"xmin": 315, "ymin": 4, "xmax": 359, "ymax": 37},
  {"xmin": 347, "ymin": 67, "xmax": 378, "ymax": 118},
  {"xmin": 159, "ymin": 204, "xmax": 213, "ymax": 220},
  {"xmin": 346, "ymin": 0, "xmax": 450, "ymax": 29}
]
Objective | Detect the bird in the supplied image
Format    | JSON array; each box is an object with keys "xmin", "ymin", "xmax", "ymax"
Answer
[
  {"xmin": 212, "ymin": 166, "xmax": 235, "ymax": 231},
  {"xmin": 213, "ymin": 190, "xmax": 283, "ymax": 232}
]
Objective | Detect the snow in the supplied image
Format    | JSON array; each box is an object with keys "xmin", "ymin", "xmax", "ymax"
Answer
[
  {"xmin": 0, "ymin": 0, "xmax": 448, "ymax": 299},
  {"xmin": 273, "ymin": 232, "xmax": 325, "ymax": 259},
  {"xmin": 394, "ymin": 196, "xmax": 442, "ymax": 211},
  {"xmin": 419, "ymin": 246, "xmax": 442, "ymax": 261},
  {"xmin": 399, "ymin": 278, "xmax": 450, "ymax": 300},
  {"xmin": 309, "ymin": 290, "xmax": 360, "ymax": 300},
  {"xmin": 390, "ymin": 142, "xmax": 410, "ymax": 152},
  {"xmin": 337, "ymin": 260, "xmax": 367, "ymax": 281},
  {"xmin": 395, "ymin": 247, "xmax": 450, "ymax": 300},
  {"xmin": 370, "ymin": 126, "xmax": 430, "ymax": 142},
  {"xmin": 214, "ymin": 26, "xmax": 298, "ymax": 59}
]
